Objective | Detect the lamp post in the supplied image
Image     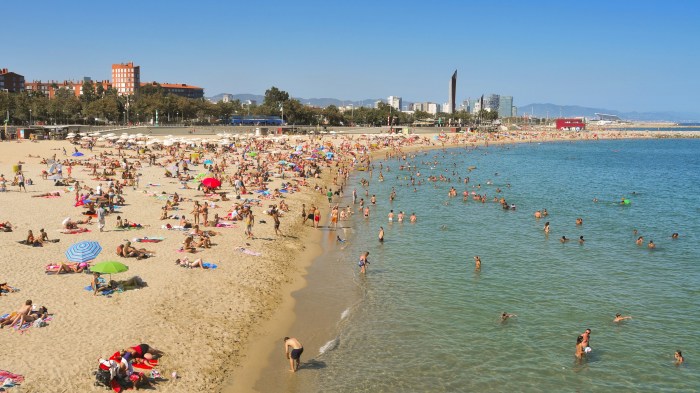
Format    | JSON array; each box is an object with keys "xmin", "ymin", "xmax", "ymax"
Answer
[
  {"xmin": 280, "ymin": 103, "xmax": 284, "ymax": 125},
  {"xmin": 29, "ymin": 109, "xmax": 32, "ymax": 126},
  {"xmin": 176, "ymin": 111, "xmax": 179, "ymax": 124}
]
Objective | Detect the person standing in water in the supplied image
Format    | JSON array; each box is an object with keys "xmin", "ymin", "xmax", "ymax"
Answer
[
  {"xmin": 474, "ymin": 256, "xmax": 481, "ymax": 271},
  {"xmin": 283, "ymin": 337, "xmax": 304, "ymax": 372},
  {"xmin": 359, "ymin": 251, "xmax": 369, "ymax": 274},
  {"xmin": 378, "ymin": 227, "xmax": 384, "ymax": 242}
]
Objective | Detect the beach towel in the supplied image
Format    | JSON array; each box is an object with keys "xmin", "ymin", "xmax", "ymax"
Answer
[
  {"xmin": 131, "ymin": 359, "xmax": 159, "ymax": 371},
  {"xmin": 84, "ymin": 285, "xmax": 115, "ymax": 296},
  {"xmin": 113, "ymin": 226, "xmax": 143, "ymax": 232},
  {"xmin": 235, "ymin": 247, "xmax": 261, "ymax": 256},
  {"xmin": 135, "ymin": 237, "xmax": 165, "ymax": 243},
  {"xmin": 41, "ymin": 194, "xmax": 61, "ymax": 198},
  {"xmin": 17, "ymin": 240, "xmax": 42, "ymax": 247},
  {"xmin": 202, "ymin": 263, "xmax": 218, "ymax": 269},
  {"xmin": 215, "ymin": 223, "xmax": 236, "ymax": 228},
  {"xmin": 0, "ymin": 370, "xmax": 25, "ymax": 384}
]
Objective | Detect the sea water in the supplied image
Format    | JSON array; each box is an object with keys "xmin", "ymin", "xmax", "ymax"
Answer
[{"xmin": 261, "ymin": 138, "xmax": 700, "ymax": 392}]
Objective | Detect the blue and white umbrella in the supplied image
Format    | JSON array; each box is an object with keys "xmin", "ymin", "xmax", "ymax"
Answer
[
  {"xmin": 65, "ymin": 241, "xmax": 102, "ymax": 263},
  {"xmin": 72, "ymin": 152, "xmax": 84, "ymax": 157}
]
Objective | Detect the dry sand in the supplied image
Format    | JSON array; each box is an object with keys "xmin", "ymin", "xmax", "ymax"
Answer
[{"xmin": 0, "ymin": 129, "xmax": 696, "ymax": 393}]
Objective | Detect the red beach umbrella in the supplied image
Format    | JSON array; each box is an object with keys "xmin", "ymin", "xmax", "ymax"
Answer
[{"xmin": 201, "ymin": 177, "xmax": 221, "ymax": 189}]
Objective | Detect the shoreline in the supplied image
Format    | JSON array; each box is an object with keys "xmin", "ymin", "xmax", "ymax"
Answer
[{"xmin": 222, "ymin": 129, "xmax": 700, "ymax": 392}]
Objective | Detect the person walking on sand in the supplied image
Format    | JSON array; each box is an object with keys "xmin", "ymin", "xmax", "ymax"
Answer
[
  {"xmin": 245, "ymin": 210, "xmax": 255, "ymax": 239},
  {"xmin": 284, "ymin": 337, "xmax": 304, "ymax": 372},
  {"xmin": 17, "ymin": 172, "xmax": 26, "ymax": 192},
  {"xmin": 313, "ymin": 206, "xmax": 321, "ymax": 229},
  {"xmin": 272, "ymin": 206, "xmax": 282, "ymax": 236},
  {"xmin": 97, "ymin": 206, "xmax": 106, "ymax": 232}
]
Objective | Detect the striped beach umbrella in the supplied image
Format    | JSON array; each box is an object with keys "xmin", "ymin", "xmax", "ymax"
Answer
[{"xmin": 65, "ymin": 240, "xmax": 103, "ymax": 263}]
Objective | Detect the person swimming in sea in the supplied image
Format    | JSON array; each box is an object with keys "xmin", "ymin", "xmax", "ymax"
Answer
[
  {"xmin": 501, "ymin": 312, "xmax": 517, "ymax": 322},
  {"xmin": 675, "ymin": 350, "xmax": 684, "ymax": 365},
  {"xmin": 613, "ymin": 313, "xmax": 632, "ymax": 323}
]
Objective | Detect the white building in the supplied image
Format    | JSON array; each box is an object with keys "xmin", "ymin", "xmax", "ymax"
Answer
[{"xmin": 387, "ymin": 96, "xmax": 402, "ymax": 110}]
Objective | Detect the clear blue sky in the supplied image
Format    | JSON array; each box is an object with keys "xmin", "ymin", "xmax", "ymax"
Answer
[{"xmin": 7, "ymin": 0, "xmax": 700, "ymax": 112}]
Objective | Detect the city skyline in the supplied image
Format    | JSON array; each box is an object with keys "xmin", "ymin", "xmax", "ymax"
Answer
[{"xmin": 5, "ymin": 0, "xmax": 700, "ymax": 113}]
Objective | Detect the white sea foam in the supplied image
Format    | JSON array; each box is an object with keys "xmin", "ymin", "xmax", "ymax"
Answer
[{"xmin": 319, "ymin": 337, "xmax": 339, "ymax": 354}]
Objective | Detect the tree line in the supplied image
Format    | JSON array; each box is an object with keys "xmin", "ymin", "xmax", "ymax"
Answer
[{"xmin": 1, "ymin": 83, "xmax": 499, "ymax": 127}]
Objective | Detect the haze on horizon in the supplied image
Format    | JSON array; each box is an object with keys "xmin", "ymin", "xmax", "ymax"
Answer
[{"xmin": 7, "ymin": 0, "xmax": 700, "ymax": 113}]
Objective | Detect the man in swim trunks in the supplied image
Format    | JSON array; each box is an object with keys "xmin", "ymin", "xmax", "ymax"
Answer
[{"xmin": 284, "ymin": 337, "xmax": 303, "ymax": 372}]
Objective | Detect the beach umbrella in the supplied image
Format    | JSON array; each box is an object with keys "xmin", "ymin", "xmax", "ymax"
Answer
[
  {"xmin": 65, "ymin": 240, "xmax": 103, "ymax": 263},
  {"xmin": 201, "ymin": 177, "xmax": 221, "ymax": 189},
  {"xmin": 203, "ymin": 159, "xmax": 213, "ymax": 165},
  {"xmin": 72, "ymin": 152, "xmax": 84, "ymax": 157},
  {"xmin": 90, "ymin": 261, "xmax": 129, "ymax": 281}
]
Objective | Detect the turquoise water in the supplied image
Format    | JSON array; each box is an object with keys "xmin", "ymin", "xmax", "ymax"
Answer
[{"xmin": 274, "ymin": 139, "xmax": 700, "ymax": 392}]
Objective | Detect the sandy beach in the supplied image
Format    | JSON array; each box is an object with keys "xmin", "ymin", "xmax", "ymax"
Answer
[{"xmin": 0, "ymin": 128, "xmax": 697, "ymax": 392}]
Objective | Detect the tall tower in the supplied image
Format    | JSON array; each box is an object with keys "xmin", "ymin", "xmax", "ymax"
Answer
[{"xmin": 448, "ymin": 70, "xmax": 457, "ymax": 114}]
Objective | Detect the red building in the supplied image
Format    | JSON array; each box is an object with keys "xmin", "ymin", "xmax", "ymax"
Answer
[
  {"xmin": 141, "ymin": 82, "xmax": 204, "ymax": 99},
  {"xmin": 25, "ymin": 79, "xmax": 112, "ymax": 99},
  {"xmin": 0, "ymin": 68, "xmax": 25, "ymax": 92},
  {"xmin": 112, "ymin": 62, "xmax": 140, "ymax": 96},
  {"xmin": 555, "ymin": 118, "xmax": 585, "ymax": 130}
]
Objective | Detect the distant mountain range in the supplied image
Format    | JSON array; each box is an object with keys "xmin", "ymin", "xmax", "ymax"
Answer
[
  {"xmin": 207, "ymin": 93, "xmax": 382, "ymax": 108},
  {"xmin": 207, "ymin": 94, "xmax": 700, "ymax": 122},
  {"xmin": 518, "ymin": 103, "xmax": 700, "ymax": 123}
]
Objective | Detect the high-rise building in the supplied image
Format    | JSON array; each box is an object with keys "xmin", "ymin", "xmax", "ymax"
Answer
[
  {"xmin": 111, "ymin": 62, "xmax": 140, "ymax": 96},
  {"xmin": 472, "ymin": 99, "xmax": 482, "ymax": 114},
  {"xmin": 485, "ymin": 94, "xmax": 500, "ymax": 112},
  {"xmin": 498, "ymin": 96, "xmax": 513, "ymax": 118},
  {"xmin": 387, "ymin": 96, "xmax": 402, "ymax": 110},
  {"xmin": 426, "ymin": 103, "xmax": 439, "ymax": 115},
  {"xmin": 511, "ymin": 106, "xmax": 517, "ymax": 117},
  {"xmin": 0, "ymin": 68, "xmax": 25, "ymax": 92},
  {"xmin": 447, "ymin": 70, "xmax": 457, "ymax": 114}
]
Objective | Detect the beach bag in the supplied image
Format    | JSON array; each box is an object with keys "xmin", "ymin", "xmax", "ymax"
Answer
[
  {"xmin": 33, "ymin": 318, "xmax": 46, "ymax": 328},
  {"xmin": 94, "ymin": 368, "xmax": 112, "ymax": 388}
]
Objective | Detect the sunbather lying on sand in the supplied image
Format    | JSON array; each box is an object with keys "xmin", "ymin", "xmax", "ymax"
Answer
[
  {"xmin": 32, "ymin": 191, "xmax": 61, "ymax": 198},
  {"xmin": 175, "ymin": 257, "xmax": 209, "ymax": 269},
  {"xmin": 63, "ymin": 216, "xmax": 92, "ymax": 229},
  {"xmin": 0, "ymin": 282, "xmax": 18, "ymax": 295},
  {"xmin": 0, "ymin": 299, "xmax": 33, "ymax": 328},
  {"xmin": 0, "ymin": 221, "xmax": 13, "ymax": 232},
  {"xmin": 117, "ymin": 241, "xmax": 155, "ymax": 259},
  {"xmin": 48, "ymin": 262, "xmax": 88, "ymax": 274}
]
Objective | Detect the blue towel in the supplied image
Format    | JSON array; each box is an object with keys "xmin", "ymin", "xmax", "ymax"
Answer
[
  {"xmin": 84, "ymin": 285, "xmax": 114, "ymax": 295},
  {"xmin": 202, "ymin": 263, "xmax": 217, "ymax": 269}
]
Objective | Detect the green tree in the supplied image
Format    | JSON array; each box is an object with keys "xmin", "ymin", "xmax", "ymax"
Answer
[
  {"xmin": 262, "ymin": 86, "xmax": 290, "ymax": 117},
  {"xmin": 81, "ymin": 80, "xmax": 96, "ymax": 104}
]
